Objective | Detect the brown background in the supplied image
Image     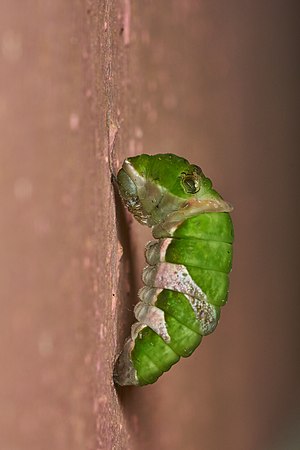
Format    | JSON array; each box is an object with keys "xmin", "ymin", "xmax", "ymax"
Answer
[{"xmin": 0, "ymin": 1, "xmax": 299, "ymax": 449}]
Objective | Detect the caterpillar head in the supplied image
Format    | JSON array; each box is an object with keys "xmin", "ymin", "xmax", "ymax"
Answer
[{"xmin": 117, "ymin": 153, "xmax": 232, "ymax": 227}]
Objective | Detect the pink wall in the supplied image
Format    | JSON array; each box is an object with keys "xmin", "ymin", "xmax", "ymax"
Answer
[{"xmin": 0, "ymin": 1, "xmax": 298, "ymax": 449}]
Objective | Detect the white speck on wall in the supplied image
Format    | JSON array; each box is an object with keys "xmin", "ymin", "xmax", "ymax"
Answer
[
  {"xmin": 111, "ymin": 294, "xmax": 117, "ymax": 314},
  {"xmin": 1, "ymin": 30, "xmax": 22, "ymax": 62},
  {"xmin": 123, "ymin": 0, "xmax": 131, "ymax": 45},
  {"xmin": 83, "ymin": 256, "xmax": 91, "ymax": 269},
  {"xmin": 14, "ymin": 177, "xmax": 33, "ymax": 201},
  {"xmin": 99, "ymin": 323, "xmax": 106, "ymax": 340},
  {"xmin": 69, "ymin": 112, "xmax": 80, "ymax": 131},
  {"xmin": 147, "ymin": 109, "xmax": 158, "ymax": 123},
  {"xmin": 38, "ymin": 331, "xmax": 54, "ymax": 357},
  {"xmin": 33, "ymin": 216, "xmax": 51, "ymax": 236},
  {"xmin": 82, "ymin": 49, "xmax": 89, "ymax": 60},
  {"xmin": 134, "ymin": 126, "xmax": 143, "ymax": 139},
  {"xmin": 61, "ymin": 193, "xmax": 72, "ymax": 207},
  {"xmin": 163, "ymin": 93, "xmax": 177, "ymax": 110}
]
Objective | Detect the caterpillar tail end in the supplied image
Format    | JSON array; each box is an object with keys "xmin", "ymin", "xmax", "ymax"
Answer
[{"xmin": 113, "ymin": 338, "xmax": 139, "ymax": 386}]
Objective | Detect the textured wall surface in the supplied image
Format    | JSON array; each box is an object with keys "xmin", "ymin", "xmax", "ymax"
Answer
[{"xmin": 0, "ymin": 1, "xmax": 298, "ymax": 449}]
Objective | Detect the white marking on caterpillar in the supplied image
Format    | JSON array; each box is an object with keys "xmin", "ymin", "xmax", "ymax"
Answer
[
  {"xmin": 152, "ymin": 198, "xmax": 233, "ymax": 237},
  {"xmin": 144, "ymin": 238, "xmax": 172, "ymax": 265},
  {"xmin": 142, "ymin": 262, "xmax": 207, "ymax": 302},
  {"xmin": 184, "ymin": 294, "xmax": 219, "ymax": 335},
  {"xmin": 138, "ymin": 286, "xmax": 218, "ymax": 336},
  {"xmin": 134, "ymin": 302, "xmax": 171, "ymax": 343}
]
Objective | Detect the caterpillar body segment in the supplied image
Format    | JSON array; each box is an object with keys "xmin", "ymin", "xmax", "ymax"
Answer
[{"xmin": 114, "ymin": 154, "xmax": 234, "ymax": 386}]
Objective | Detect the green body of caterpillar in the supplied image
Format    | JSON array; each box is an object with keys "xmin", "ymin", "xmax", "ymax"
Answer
[{"xmin": 114, "ymin": 154, "xmax": 234, "ymax": 386}]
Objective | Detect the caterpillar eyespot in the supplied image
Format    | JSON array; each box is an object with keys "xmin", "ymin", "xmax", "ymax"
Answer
[
  {"xmin": 181, "ymin": 172, "xmax": 200, "ymax": 194},
  {"xmin": 114, "ymin": 153, "xmax": 234, "ymax": 386}
]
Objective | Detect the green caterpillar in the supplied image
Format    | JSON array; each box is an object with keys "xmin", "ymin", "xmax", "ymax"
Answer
[{"xmin": 114, "ymin": 154, "xmax": 234, "ymax": 386}]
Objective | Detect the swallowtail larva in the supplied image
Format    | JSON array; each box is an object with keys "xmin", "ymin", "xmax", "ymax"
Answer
[{"xmin": 114, "ymin": 153, "xmax": 234, "ymax": 386}]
